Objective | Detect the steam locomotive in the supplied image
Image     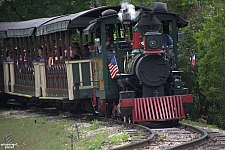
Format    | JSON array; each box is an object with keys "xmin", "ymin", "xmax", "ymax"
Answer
[{"xmin": 0, "ymin": 2, "xmax": 192, "ymax": 122}]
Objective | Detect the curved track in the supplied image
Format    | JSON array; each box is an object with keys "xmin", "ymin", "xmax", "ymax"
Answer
[
  {"xmin": 168, "ymin": 122, "xmax": 208, "ymax": 150},
  {"xmin": 114, "ymin": 122, "xmax": 208, "ymax": 150},
  {"xmin": 111, "ymin": 124, "xmax": 155, "ymax": 150}
]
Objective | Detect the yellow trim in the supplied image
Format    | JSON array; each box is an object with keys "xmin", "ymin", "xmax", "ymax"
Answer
[
  {"xmin": 6, "ymin": 92, "xmax": 33, "ymax": 98},
  {"xmin": 39, "ymin": 97, "xmax": 69, "ymax": 100},
  {"xmin": 9, "ymin": 62, "xmax": 15, "ymax": 92},
  {"xmin": 74, "ymin": 85, "xmax": 93, "ymax": 90},
  {"xmin": 65, "ymin": 62, "xmax": 74, "ymax": 100},
  {"xmin": 99, "ymin": 80, "xmax": 104, "ymax": 90},
  {"xmin": 65, "ymin": 59, "xmax": 91, "ymax": 64},
  {"xmin": 3, "ymin": 62, "xmax": 9, "ymax": 93},
  {"xmin": 79, "ymin": 63, "xmax": 83, "ymax": 86}
]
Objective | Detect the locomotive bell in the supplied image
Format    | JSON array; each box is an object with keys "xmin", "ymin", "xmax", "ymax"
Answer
[{"xmin": 135, "ymin": 13, "xmax": 161, "ymax": 37}]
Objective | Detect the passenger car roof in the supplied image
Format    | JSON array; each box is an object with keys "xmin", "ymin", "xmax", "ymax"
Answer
[{"xmin": 0, "ymin": 5, "xmax": 188, "ymax": 38}]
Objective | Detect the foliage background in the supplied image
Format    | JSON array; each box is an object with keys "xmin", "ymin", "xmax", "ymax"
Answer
[{"xmin": 1, "ymin": 0, "xmax": 225, "ymax": 129}]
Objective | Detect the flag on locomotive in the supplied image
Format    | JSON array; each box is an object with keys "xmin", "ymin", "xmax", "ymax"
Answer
[
  {"xmin": 190, "ymin": 51, "xmax": 196, "ymax": 69},
  {"xmin": 108, "ymin": 55, "xmax": 119, "ymax": 79}
]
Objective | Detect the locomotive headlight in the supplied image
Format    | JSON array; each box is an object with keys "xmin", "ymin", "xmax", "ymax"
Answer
[
  {"xmin": 148, "ymin": 36, "xmax": 160, "ymax": 49},
  {"xmin": 145, "ymin": 32, "xmax": 162, "ymax": 50}
]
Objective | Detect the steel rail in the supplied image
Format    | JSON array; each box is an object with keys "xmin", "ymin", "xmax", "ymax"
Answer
[
  {"xmin": 112, "ymin": 123, "xmax": 155, "ymax": 150},
  {"xmin": 168, "ymin": 122, "xmax": 208, "ymax": 150},
  {"xmin": 83, "ymin": 116, "xmax": 155, "ymax": 150},
  {"xmin": 53, "ymin": 112, "xmax": 208, "ymax": 150},
  {"xmin": 61, "ymin": 114, "xmax": 156, "ymax": 150}
]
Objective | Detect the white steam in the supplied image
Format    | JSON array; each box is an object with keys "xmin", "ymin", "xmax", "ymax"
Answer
[{"xmin": 118, "ymin": 1, "xmax": 141, "ymax": 22}]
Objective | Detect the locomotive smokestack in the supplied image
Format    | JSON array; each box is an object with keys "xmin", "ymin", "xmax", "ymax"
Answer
[{"xmin": 135, "ymin": 13, "xmax": 161, "ymax": 37}]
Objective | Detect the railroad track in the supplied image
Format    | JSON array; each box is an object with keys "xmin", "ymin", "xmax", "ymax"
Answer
[
  {"xmin": 113, "ymin": 122, "xmax": 207, "ymax": 150},
  {"xmin": 92, "ymin": 119, "xmax": 208, "ymax": 150},
  {"xmin": 191, "ymin": 127, "xmax": 225, "ymax": 150},
  {"xmin": 4, "ymin": 106, "xmax": 225, "ymax": 150},
  {"xmin": 15, "ymin": 107, "xmax": 208, "ymax": 150},
  {"xmin": 119, "ymin": 122, "xmax": 224, "ymax": 150}
]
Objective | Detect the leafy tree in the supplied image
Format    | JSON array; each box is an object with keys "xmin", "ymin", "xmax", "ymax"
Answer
[
  {"xmin": 194, "ymin": 1, "xmax": 225, "ymax": 128},
  {"xmin": 0, "ymin": 0, "xmax": 91, "ymax": 22}
]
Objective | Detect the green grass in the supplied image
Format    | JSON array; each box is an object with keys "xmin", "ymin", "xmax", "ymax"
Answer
[
  {"xmin": 0, "ymin": 111, "xmax": 135, "ymax": 150},
  {"xmin": 0, "ymin": 116, "xmax": 70, "ymax": 150},
  {"xmin": 181, "ymin": 119, "xmax": 218, "ymax": 130}
]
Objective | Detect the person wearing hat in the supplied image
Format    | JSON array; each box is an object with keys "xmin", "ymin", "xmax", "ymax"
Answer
[{"xmin": 88, "ymin": 41, "xmax": 96, "ymax": 53}]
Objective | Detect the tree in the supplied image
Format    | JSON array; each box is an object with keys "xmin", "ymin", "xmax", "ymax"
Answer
[
  {"xmin": 194, "ymin": 1, "xmax": 225, "ymax": 128},
  {"xmin": 0, "ymin": 0, "xmax": 91, "ymax": 22}
]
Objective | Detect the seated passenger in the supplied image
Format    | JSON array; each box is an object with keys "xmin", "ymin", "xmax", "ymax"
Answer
[
  {"xmin": 82, "ymin": 44, "xmax": 91, "ymax": 58},
  {"xmin": 69, "ymin": 46, "xmax": 81, "ymax": 60},
  {"xmin": 6, "ymin": 50, "xmax": 14, "ymax": 61},
  {"xmin": 76, "ymin": 46, "xmax": 82, "ymax": 58},
  {"xmin": 87, "ymin": 41, "xmax": 96, "ymax": 53},
  {"xmin": 48, "ymin": 48, "xmax": 63, "ymax": 67},
  {"xmin": 27, "ymin": 50, "xmax": 35, "ymax": 62},
  {"xmin": 33, "ymin": 46, "xmax": 44, "ymax": 62}
]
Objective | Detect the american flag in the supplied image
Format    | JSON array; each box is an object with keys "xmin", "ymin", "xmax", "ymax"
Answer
[
  {"xmin": 108, "ymin": 55, "xmax": 119, "ymax": 79},
  {"xmin": 190, "ymin": 52, "xmax": 196, "ymax": 69}
]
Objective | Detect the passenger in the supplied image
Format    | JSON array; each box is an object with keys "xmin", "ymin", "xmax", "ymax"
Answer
[
  {"xmin": 27, "ymin": 50, "xmax": 35, "ymax": 62},
  {"xmin": 82, "ymin": 44, "xmax": 91, "ymax": 58},
  {"xmin": 88, "ymin": 41, "xmax": 96, "ymax": 53},
  {"xmin": 6, "ymin": 50, "xmax": 14, "ymax": 61},
  {"xmin": 1, "ymin": 53, "xmax": 4, "ymax": 61},
  {"xmin": 71, "ymin": 42, "xmax": 82, "ymax": 58},
  {"xmin": 76, "ymin": 46, "xmax": 82, "ymax": 58},
  {"xmin": 69, "ymin": 46, "xmax": 81, "ymax": 60},
  {"xmin": 162, "ymin": 33, "xmax": 173, "ymax": 48},
  {"xmin": 48, "ymin": 48, "xmax": 63, "ymax": 67},
  {"xmin": 64, "ymin": 49, "xmax": 68, "ymax": 59},
  {"xmin": 106, "ymin": 37, "xmax": 115, "ymax": 62},
  {"xmin": 37, "ymin": 46, "xmax": 44, "ymax": 62}
]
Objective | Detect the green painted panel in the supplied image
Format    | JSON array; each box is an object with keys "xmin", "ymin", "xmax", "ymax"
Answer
[
  {"xmin": 72, "ymin": 63, "xmax": 80, "ymax": 86},
  {"xmin": 81, "ymin": 62, "xmax": 91, "ymax": 86},
  {"xmin": 73, "ymin": 89, "xmax": 93, "ymax": 99}
]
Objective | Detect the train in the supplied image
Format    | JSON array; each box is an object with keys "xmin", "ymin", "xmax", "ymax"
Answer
[{"xmin": 0, "ymin": 2, "xmax": 193, "ymax": 122}]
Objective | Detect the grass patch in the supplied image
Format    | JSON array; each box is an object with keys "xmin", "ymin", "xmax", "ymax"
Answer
[
  {"xmin": 110, "ymin": 132, "xmax": 130, "ymax": 144},
  {"xmin": 160, "ymin": 134, "xmax": 167, "ymax": 139},
  {"xmin": 181, "ymin": 119, "xmax": 218, "ymax": 130},
  {"xmin": 0, "ymin": 111, "xmax": 139, "ymax": 150},
  {"xmin": 87, "ymin": 119, "xmax": 101, "ymax": 130},
  {"xmin": 0, "ymin": 115, "xmax": 70, "ymax": 150}
]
